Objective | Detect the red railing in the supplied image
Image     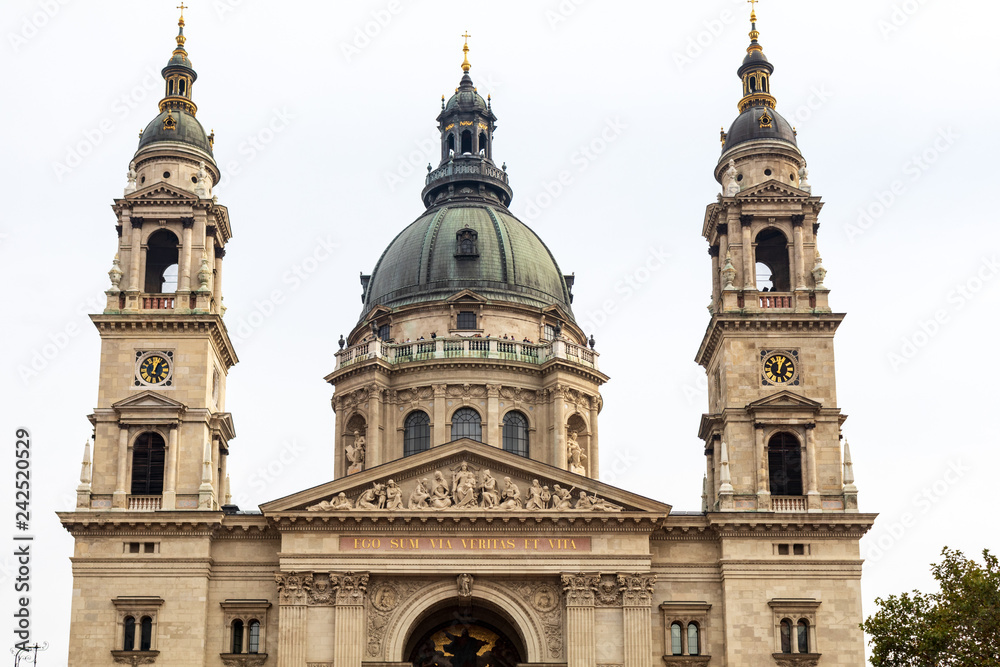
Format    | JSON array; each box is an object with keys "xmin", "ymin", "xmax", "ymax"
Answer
[
  {"xmin": 759, "ymin": 293, "xmax": 793, "ymax": 309},
  {"xmin": 142, "ymin": 296, "xmax": 175, "ymax": 310}
]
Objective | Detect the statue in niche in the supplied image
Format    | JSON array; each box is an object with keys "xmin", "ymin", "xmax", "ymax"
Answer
[
  {"xmin": 346, "ymin": 430, "xmax": 366, "ymax": 474},
  {"xmin": 408, "ymin": 478, "xmax": 430, "ymax": 509},
  {"xmin": 567, "ymin": 430, "xmax": 587, "ymax": 475},
  {"xmin": 551, "ymin": 484, "xmax": 574, "ymax": 511},
  {"xmin": 385, "ymin": 479, "xmax": 404, "ymax": 510},
  {"xmin": 498, "ymin": 476, "xmax": 522, "ymax": 510},
  {"xmin": 524, "ymin": 479, "xmax": 547, "ymax": 510},
  {"xmin": 429, "ymin": 471, "xmax": 453, "ymax": 509},
  {"xmin": 456, "ymin": 573, "xmax": 473, "ymax": 597},
  {"xmin": 356, "ymin": 482, "xmax": 386, "ymax": 510},
  {"xmin": 480, "ymin": 469, "xmax": 500, "ymax": 508}
]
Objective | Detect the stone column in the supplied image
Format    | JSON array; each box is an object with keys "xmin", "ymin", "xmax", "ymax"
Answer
[
  {"xmin": 486, "ymin": 384, "xmax": 500, "ymax": 448},
  {"xmin": 755, "ymin": 423, "xmax": 770, "ymax": 510},
  {"xmin": 214, "ymin": 247, "xmax": 225, "ymax": 310},
  {"xmin": 432, "ymin": 384, "xmax": 447, "ymax": 447},
  {"xmin": 162, "ymin": 425, "xmax": 178, "ymax": 510},
  {"xmin": 589, "ymin": 397, "xmax": 601, "ymax": 478},
  {"xmin": 332, "ymin": 572, "xmax": 369, "ymax": 667},
  {"xmin": 128, "ymin": 219, "xmax": 144, "ymax": 293},
  {"xmin": 367, "ymin": 384, "xmax": 383, "ymax": 467},
  {"xmin": 179, "ymin": 218, "xmax": 194, "ymax": 294},
  {"xmin": 619, "ymin": 574, "xmax": 656, "ymax": 667},
  {"xmin": 276, "ymin": 573, "xmax": 311, "ymax": 667},
  {"xmin": 553, "ymin": 385, "xmax": 566, "ymax": 470},
  {"xmin": 791, "ymin": 215, "xmax": 806, "ymax": 290},
  {"xmin": 709, "ymin": 246, "xmax": 721, "ymax": 306},
  {"xmin": 740, "ymin": 215, "xmax": 754, "ymax": 289},
  {"xmin": 561, "ymin": 573, "xmax": 599, "ymax": 667},
  {"xmin": 805, "ymin": 424, "xmax": 821, "ymax": 512},
  {"xmin": 113, "ymin": 425, "xmax": 129, "ymax": 509}
]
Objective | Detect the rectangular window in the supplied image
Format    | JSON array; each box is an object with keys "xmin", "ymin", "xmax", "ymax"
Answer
[
  {"xmin": 544, "ymin": 324, "xmax": 556, "ymax": 340},
  {"xmin": 456, "ymin": 311, "xmax": 477, "ymax": 330},
  {"xmin": 793, "ymin": 544, "xmax": 806, "ymax": 555}
]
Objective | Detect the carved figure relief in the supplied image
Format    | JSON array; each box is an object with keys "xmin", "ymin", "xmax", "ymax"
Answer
[
  {"xmin": 346, "ymin": 430, "xmax": 366, "ymax": 474},
  {"xmin": 567, "ymin": 431, "xmax": 587, "ymax": 475},
  {"xmin": 308, "ymin": 574, "xmax": 335, "ymax": 606},
  {"xmin": 457, "ymin": 573, "xmax": 474, "ymax": 597}
]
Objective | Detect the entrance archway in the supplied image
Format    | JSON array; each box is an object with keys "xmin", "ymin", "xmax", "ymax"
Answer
[{"xmin": 407, "ymin": 607, "xmax": 523, "ymax": 667}]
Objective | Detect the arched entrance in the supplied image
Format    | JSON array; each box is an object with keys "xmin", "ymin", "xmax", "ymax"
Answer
[{"xmin": 406, "ymin": 605, "xmax": 524, "ymax": 667}]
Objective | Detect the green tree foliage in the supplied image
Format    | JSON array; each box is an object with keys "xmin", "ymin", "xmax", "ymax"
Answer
[{"xmin": 862, "ymin": 548, "xmax": 1000, "ymax": 667}]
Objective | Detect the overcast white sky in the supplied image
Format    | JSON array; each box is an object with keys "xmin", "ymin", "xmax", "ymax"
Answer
[{"xmin": 2, "ymin": 0, "xmax": 998, "ymax": 663}]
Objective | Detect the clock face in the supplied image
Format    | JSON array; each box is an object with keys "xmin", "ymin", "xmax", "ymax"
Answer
[
  {"xmin": 763, "ymin": 353, "xmax": 796, "ymax": 384},
  {"xmin": 138, "ymin": 354, "xmax": 171, "ymax": 384}
]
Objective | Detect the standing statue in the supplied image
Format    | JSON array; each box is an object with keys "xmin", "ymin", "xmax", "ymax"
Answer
[
  {"xmin": 456, "ymin": 573, "xmax": 474, "ymax": 597},
  {"xmin": 194, "ymin": 160, "xmax": 208, "ymax": 197},
  {"xmin": 480, "ymin": 470, "xmax": 500, "ymax": 509},
  {"xmin": 567, "ymin": 431, "xmax": 587, "ymax": 475},
  {"xmin": 798, "ymin": 162, "xmax": 812, "ymax": 193},
  {"xmin": 724, "ymin": 158, "xmax": 740, "ymax": 196},
  {"xmin": 125, "ymin": 161, "xmax": 138, "ymax": 195},
  {"xmin": 346, "ymin": 431, "xmax": 366, "ymax": 474}
]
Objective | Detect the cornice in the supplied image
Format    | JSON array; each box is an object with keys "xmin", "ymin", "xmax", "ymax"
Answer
[
  {"xmin": 266, "ymin": 512, "xmax": 666, "ymax": 534},
  {"xmin": 326, "ymin": 355, "xmax": 608, "ymax": 387},
  {"xmin": 91, "ymin": 314, "xmax": 239, "ymax": 369},
  {"xmin": 695, "ymin": 314, "xmax": 845, "ymax": 368}
]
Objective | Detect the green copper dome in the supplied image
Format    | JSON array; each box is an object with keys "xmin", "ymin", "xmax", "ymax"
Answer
[
  {"xmin": 361, "ymin": 205, "xmax": 574, "ymax": 322},
  {"xmin": 136, "ymin": 109, "xmax": 214, "ymax": 156}
]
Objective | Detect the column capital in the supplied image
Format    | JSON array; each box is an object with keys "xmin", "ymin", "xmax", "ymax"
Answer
[
  {"xmin": 716, "ymin": 222, "xmax": 729, "ymax": 236},
  {"xmin": 561, "ymin": 572, "xmax": 600, "ymax": 606},
  {"xmin": 181, "ymin": 217, "xmax": 195, "ymax": 228},
  {"xmin": 617, "ymin": 573, "xmax": 656, "ymax": 607},
  {"xmin": 708, "ymin": 245, "xmax": 720, "ymax": 258},
  {"xmin": 791, "ymin": 214, "xmax": 806, "ymax": 227},
  {"xmin": 130, "ymin": 217, "xmax": 145, "ymax": 229},
  {"xmin": 275, "ymin": 572, "xmax": 313, "ymax": 605},
  {"xmin": 740, "ymin": 214, "xmax": 754, "ymax": 227},
  {"xmin": 332, "ymin": 571, "xmax": 370, "ymax": 605}
]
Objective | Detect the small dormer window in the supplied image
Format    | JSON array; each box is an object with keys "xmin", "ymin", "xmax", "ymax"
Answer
[{"xmin": 455, "ymin": 227, "xmax": 479, "ymax": 259}]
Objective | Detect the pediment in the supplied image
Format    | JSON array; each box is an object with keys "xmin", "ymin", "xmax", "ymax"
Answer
[
  {"xmin": 112, "ymin": 390, "xmax": 187, "ymax": 411},
  {"xmin": 541, "ymin": 304, "xmax": 572, "ymax": 321},
  {"xmin": 125, "ymin": 182, "xmax": 198, "ymax": 203},
  {"xmin": 746, "ymin": 390, "xmax": 822, "ymax": 412},
  {"xmin": 261, "ymin": 439, "xmax": 671, "ymax": 516},
  {"xmin": 446, "ymin": 289, "xmax": 488, "ymax": 304},
  {"xmin": 737, "ymin": 180, "xmax": 811, "ymax": 199}
]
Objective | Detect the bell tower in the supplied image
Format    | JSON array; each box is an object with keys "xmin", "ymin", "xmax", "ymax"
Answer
[
  {"xmin": 697, "ymin": 8, "xmax": 857, "ymax": 515},
  {"xmin": 77, "ymin": 10, "xmax": 237, "ymax": 514}
]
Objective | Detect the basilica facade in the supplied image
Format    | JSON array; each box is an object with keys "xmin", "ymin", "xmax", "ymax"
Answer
[{"xmin": 59, "ymin": 10, "xmax": 875, "ymax": 667}]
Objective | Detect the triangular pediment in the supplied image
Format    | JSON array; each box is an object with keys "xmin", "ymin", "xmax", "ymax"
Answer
[
  {"xmin": 737, "ymin": 179, "xmax": 811, "ymax": 199},
  {"xmin": 541, "ymin": 304, "xmax": 572, "ymax": 322},
  {"xmin": 261, "ymin": 439, "xmax": 671, "ymax": 516},
  {"xmin": 112, "ymin": 390, "xmax": 187, "ymax": 411},
  {"xmin": 446, "ymin": 289, "xmax": 488, "ymax": 303},
  {"xmin": 746, "ymin": 390, "xmax": 822, "ymax": 411},
  {"xmin": 125, "ymin": 182, "xmax": 198, "ymax": 203}
]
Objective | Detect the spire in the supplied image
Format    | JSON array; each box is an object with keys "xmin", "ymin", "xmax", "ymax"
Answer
[
  {"xmin": 736, "ymin": 1, "xmax": 776, "ymax": 113},
  {"xmin": 158, "ymin": 4, "xmax": 199, "ymax": 116},
  {"xmin": 198, "ymin": 438, "xmax": 215, "ymax": 509},
  {"xmin": 843, "ymin": 441, "xmax": 857, "ymax": 491},
  {"xmin": 461, "ymin": 31, "xmax": 472, "ymax": 73},
  {"xmin": 718, "ymin": 441, "xmax": 735, "ymax": 510},
  {"xmin": 78, "ymin": 438, "xmax": 92, "ymax": 490}
]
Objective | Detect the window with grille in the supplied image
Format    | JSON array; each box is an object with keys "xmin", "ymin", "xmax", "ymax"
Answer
[
  {"xmin": 456, "ymin": 311, "xmax": 477, "ymax": 330},
  {"xmin": 768, "ymin": 432, "xmax": 803, "ymax": 496},
  {"xmin": 130, "ymin": 432, "xmax": 166, "ymax": 495},
  {"xmin": 502, "ymin": 411, "xmax": 529, "ymax": 457},
  {"xmin": 450, "ymin": 408, "xmax": 482, "ymax": 442},
  {"xmin": 404, "ymin": 411, "xmax": 431, "ymax": 456}
]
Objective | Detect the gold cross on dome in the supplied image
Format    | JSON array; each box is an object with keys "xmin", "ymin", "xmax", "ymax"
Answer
[
  {"xmin": 462, "ymin": 31, "xmax": 472, "ymax": 46},
  {"xmin": 747, "ymin": 0, "xmax": 758, "ymax": 10},
  {"xmin": 177, "ymin": 3, "xmax": 188, "ymax": 18}
]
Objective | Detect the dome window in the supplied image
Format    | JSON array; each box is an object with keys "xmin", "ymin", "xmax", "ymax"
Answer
[
  {"xmin": 456, "ymin": 311, "xmax": 477, "ymax": 330},
  {"xmin": 759, "ymin": 111, "xmax": 773, "ymax": 128},
  {"xmin": 454, "ymin": 227, "xmax": 479, "ymax": 259}
]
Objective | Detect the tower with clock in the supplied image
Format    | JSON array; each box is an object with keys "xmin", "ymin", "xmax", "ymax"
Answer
[
  {"xmin": 696, "ymin": 7, "xmax": 856, "ymax": 515},
  {"xmin": 80, "ymin": 8, "xmax": 237, "ymax": 515}
]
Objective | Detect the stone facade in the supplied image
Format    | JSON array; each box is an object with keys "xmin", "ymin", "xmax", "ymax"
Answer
[{"xmin": 59, "ymin": 10, "xmax": 875, "ymax": 667}]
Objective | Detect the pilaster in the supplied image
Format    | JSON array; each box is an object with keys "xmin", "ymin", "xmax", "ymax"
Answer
[
  {"xmin": 276, "ymin": 573, "xmax": 311, "ymax": 667},
  {"xmin": 332, "ymin": 572, "xmax": 369, "ymax": 667},
  {"xmin": 561, "ymin": 573, "xmax": 599, "ymax": 667},
  {"xmin": 619, "ymin": 573, "xmax": 656, "ymax": 667}
]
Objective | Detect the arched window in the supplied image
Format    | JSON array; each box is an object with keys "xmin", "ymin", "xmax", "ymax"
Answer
[
  {"xmin": 687, "ymin": 623, "xmax": 700, "ymax": 656},
  {"xmin": 168, "ymin": 80, "xmax": 175, "ymax": 95},
  {"xmin": 130, "ymin": 432, "xmax": 166, "ymax": 496},
  {"xmin": 123, "ymin": 616, "xmax": 136, "ymax": 651},
  {"xmin": 797, "ymin": 619, "xmax": 810, "ymax": 653},
  {"xmin": 231, "ymin": 619, "xmax": 244, "ymax": 653},
  {"xmin": 478, "ymin": 131, "xmax": 488, "ymax": 155},
  {"xmin": 139, "ymin": 616, "xmax": 153, "ymax": 651},
  {"xmin": 403, "ymin": 411, "xmax": 430, "ymax": 456},
  {"xmin": 461, "ymin": 130, "xmax": 472, "ymax": 154},
  {"xmin": 450, "ymin": 408, "xmax": 482, "ymax": 442},
  {"xmin": 780, "ymin": 619, "xmax": 793, "ymax": 654},
  {"xmin": 748, "ymin": 75, "xmax": 758, "ymax": 93},
  {"xmin": 447, "ymin": 133, "xmax": 455, "ymax": 154},
  {"xmin": 768, "ymin": 432, "xmax": 803, "ymax": 496},
  {"xmin": 179, "ymin": 79, "xmax": 186, "ymax": 95},
  {"xmin": 670, "ymin": 622, "xmax": 682, "ymax": 655},
  {"xmin": 502, "ymin": 411, "xmax": 529, "ymax": 457},
  {"xmin": 144, "ymin": 230, "xmax": 180, "ymax": 293},
  {"xmin": 248, "ymin": 620, "xmax": 261, "ymax": 654},
  {"xmin": 754, "ymin": 228, "xmax": 791, "ymax": 292}
]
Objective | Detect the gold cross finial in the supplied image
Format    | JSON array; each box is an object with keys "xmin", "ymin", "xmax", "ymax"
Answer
[
  {"xmin": 747, "ymin": 0, "xmax": 758, "ymax": 20},
  {"xmin": 177, "ymin": 2, "xmax": 188, "ymax": 17},
  {"xmin": 461, "ymin": 31, "xmax": 472, "ymax": 73}
]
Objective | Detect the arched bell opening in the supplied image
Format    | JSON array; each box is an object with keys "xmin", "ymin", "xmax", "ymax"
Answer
[{"xmin": 405, "ymin": 602, "xmax": 525, "ymax": 667}]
